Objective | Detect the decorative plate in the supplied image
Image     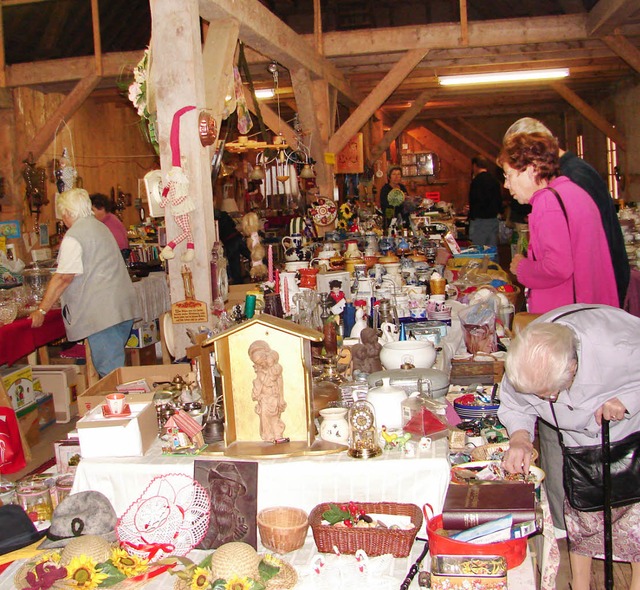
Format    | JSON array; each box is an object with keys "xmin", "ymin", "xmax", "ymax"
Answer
[{"xmin": 309, "ymin": 197, "xmax": 338, "ymax": 226}]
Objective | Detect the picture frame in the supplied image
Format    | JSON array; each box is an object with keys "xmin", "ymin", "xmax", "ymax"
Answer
[
  {"xmin": 194, "ymin": 459, "xmax": 258, "ymax": 550},
  {"xmin": 335, "ymin": 133, "xmax": 364, "ymax": 174},
  {"xmin": 54, "ymin": 439, "xmax": 81, "ymax": 474},
  {"xmin": 39, "ymin": 224, "xmax": 50, "ymax": 246}
]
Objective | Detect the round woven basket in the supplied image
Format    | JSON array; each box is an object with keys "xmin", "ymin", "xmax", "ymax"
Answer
[
  {"xmin": 257, "ymin": 506, "xmax": 309, "ymax": 554},
  {"xmin": 471, "ymin": 442, "xmax": 538, "ymax": 463}
]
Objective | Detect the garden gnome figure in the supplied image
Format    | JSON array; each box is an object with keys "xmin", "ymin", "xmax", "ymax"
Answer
[{"xmin": 160, "ymin": 105, "xmax": 197, "ymax": 263}]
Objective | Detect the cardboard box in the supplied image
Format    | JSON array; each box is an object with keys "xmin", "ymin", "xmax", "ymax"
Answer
[
  {"xmin": 77, "ymin": 364, "xmax": 191, "ymax": 416},
  {"xmin": 77, "ymin": 402, "xmax": 157, "ymax": 458},
  {"xmin": 54, "ymin": 439, "xmax": 81, "ymax": 474},
  {"xmin": 17, "ymin": 402, "xmax": 40, "ymax": 447},
  {"xmin": 36, "ymin": 394, "xmax": 56, "ymax": 430},
  {"xmin": 1, "ymin": 365, "xmax": 35, "ymax": 411},
  {"xmin": 126, "ymin": 319, "xmax": 160, "ymax": 348},
  {"xmin": 32, "ymin": 365, "xmax": 84, "ymax": 423}
]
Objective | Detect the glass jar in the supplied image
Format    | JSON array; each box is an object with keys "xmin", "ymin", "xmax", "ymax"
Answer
[
  {"xmin": 17, "ymin": 480, "xmax": 54, "ymax": 525},
  {"xmin": 54, "ymin": 474, "xmax": 75, "ymax": 507},
  {"xmin": 0, "ymin": 481, "xmax": 17, "ymax": 506}
]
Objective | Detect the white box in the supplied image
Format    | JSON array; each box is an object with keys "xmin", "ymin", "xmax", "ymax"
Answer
[
  {"xmin": 32, "ymin": 365, "xmax": 84, "ymax": 423},
  {"xmin": 77, "ymin": 402, "xmax": 157, "ymax": 458}
]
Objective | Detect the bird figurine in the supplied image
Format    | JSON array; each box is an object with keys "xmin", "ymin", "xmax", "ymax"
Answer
[{"xmin": 380, "ymin": 425, "xmax": 398, "ymax": 448}]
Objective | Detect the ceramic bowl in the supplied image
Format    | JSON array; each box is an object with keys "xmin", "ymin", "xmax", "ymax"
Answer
[{"xmin": 379, "ymin": 340, "xmax": 436, "ymax": 370}]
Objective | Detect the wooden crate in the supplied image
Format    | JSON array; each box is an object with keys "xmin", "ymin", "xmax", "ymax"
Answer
[{"xmin": 450, "ymin": 359, "xmax": 504, "ymax": 385}]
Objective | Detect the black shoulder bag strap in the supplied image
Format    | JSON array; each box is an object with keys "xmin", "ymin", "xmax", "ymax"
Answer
[{"xmin": 546, "ymin": 186, "xmax": 575, "ymax": 304}]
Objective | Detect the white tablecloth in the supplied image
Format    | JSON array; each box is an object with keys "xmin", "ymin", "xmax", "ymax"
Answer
[{"xmin": 72, "ymin": 437, "xmax": 451, "ymax": 536}]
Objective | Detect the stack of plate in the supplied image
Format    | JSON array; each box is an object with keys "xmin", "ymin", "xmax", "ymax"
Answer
[{"xmin": 453, "ymin": 393, "xmax": 499, "ymax": 420}]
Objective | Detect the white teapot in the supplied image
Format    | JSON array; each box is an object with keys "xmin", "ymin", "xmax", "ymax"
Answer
[{"xmin": 366, "ymin": 377, "xmax": 407, "ymax": 430}]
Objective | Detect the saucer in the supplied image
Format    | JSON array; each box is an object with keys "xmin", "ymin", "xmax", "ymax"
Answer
[{"xmin": 102, "ymin": 403, "xmax": 131, "ymax": 418}]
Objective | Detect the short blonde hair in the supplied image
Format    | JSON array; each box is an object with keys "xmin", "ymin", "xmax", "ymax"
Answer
[
  {"xmin": 505, "ymin": 323, "xmax": 578, "ymax": 394},
  {"xmin": 56, "ymin": 188, "xmax": 93, "ymax": 221}
]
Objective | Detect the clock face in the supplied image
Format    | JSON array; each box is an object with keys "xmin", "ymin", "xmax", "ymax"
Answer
[
  {"xmin": 217, "ymin": 263, "xmax": 228, "ymax": 301},
  {"xmin": 350, "ymin": 403, "xmax": 374, "ymax": 431}
]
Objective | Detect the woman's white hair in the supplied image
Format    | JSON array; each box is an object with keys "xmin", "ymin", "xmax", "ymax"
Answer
[
  {"xmin": 56, "ymin": 188, "xmax": 93, "ymax": 221},
  {"xmin": 505, "ymin": 323, "xmax": 578, "ymax": 394},
  {"xmin": 503, "ymin": 118, "xmax": 553, "ymax": 142}
]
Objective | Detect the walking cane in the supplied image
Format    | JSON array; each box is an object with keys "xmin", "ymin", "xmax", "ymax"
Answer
[{"xmin": 602, "ymin": 418, "xmax": 613, "ymax": 590}]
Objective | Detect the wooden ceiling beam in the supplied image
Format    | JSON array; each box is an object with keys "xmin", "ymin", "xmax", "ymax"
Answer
[
  {"xmin": 15, "ymin": 74, "xmax": 101, "ymax": 179},
  {"xmin": 368, "ymin": 88, "xmax": 435, "ymax": 167},
  {"xmin": 198, "ymin": 0, "xmax": 359, "ymax": 106},
  {"xmin": 202, "ymin": 19, "xmax": 239, "ymax": 129},
  {"xmin": 587, "ymin": 0, "xmax": 638, "ymax": 36},
  {"xmin": 602, "ymin": 34, "xmax": 640, "ymax": 73},
  {"xmin": 456, "ymin": 118, "xmax": 502, "ymax": 151},
  {"xmin": 308, "ymin": 14, "xmax": 591, "ymax": 57},
  {"xmin": 327, "ymin": 48, "xmax": 429, "ymax": 156},
  {"xmin": 433, "ymin": 119, "xmax": 496, "ymax": 163},
  {"xmin": 5, "ymin": 51, "xmax": 142, "ymax": 87},
  {"xmin": 550, "ymin": 80, "xmax": 627, "ymax": 150}
]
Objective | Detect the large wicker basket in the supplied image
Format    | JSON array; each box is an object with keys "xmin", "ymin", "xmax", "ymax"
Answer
[
  {"xmin": 257, "ymin": 506, "xmax": 309, "ymax": 554},
  {"xmin": 309, "ymin": 501, "xmax": 423, "ymax": 558}
]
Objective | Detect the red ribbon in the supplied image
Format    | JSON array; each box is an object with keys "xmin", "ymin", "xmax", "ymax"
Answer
[{"xmin": 122, "ymin": 541, "xmax": 176, "ymax": 560}]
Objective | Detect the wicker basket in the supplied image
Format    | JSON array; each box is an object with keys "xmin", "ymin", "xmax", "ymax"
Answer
[
  {"xmin": 471, "ymin": 442, "xmax": 539, "ymax": 463},
  {"xmin": 309, "ymin": 501, "xmax": 423, "ymax": 558},
  {"xmin": 257, "ymin": 506, "xmax": 309, "ymax": 554}
]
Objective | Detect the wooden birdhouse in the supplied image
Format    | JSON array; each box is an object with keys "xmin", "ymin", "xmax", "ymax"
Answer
[{"xmin": 202, "ymin": 314, "xmax": 324, "ymax": 457}]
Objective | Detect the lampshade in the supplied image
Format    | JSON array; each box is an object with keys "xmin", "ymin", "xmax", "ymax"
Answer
[
  {"xmin": 249, "ymin": 165, "xmax": 266, "ymax": 180},
  {"xmin": 220, "ymin": 197, "xmax": 239, "ymax": 213},
  {"xmin": 299, "ymin": 164, "xmax": 315, "ymax": 179}
]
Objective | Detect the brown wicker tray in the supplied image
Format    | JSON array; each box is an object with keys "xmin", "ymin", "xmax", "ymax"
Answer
[{"xmin": 309, "ymin": 501, "xmax": 423, "ymax": 558}]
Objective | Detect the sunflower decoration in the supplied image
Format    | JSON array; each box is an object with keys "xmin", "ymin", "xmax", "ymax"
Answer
[
  {"xmin": 110, "ymin": 547, "xmax": 149, "ymax": 578},
  {"xmin": 15, "ymin": 544, "xmax": 161, "ymax": 590},
  {"xmin": 65, "ymin": 555, "xmax": 109, "ymax": 589},
  {"xmin": 337, "ymin": 200, "xmax": 355, "ymax": 231},
  {"xmin": 172, "ymin": 550, "xmax": 288, "ymax": 590}
]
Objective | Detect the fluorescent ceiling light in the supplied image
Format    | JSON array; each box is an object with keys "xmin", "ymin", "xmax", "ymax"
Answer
[
  {"xmin": 439, "ymin": 68, "xmax": 569, "ymax": 86},
  {"xmin": 254, "ymin": 88, "xmax": 275, "ymax": 99}
]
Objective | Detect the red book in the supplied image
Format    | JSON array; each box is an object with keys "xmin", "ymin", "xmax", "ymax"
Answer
[{"xmin": 442, "ymin": 483, "xmax": 539, "ymax": 530}]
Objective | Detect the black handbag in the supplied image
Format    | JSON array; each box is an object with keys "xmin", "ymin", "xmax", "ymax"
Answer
[{"xmin": 550, "ymin": 404, "xmax": 640, "ymax": 512}]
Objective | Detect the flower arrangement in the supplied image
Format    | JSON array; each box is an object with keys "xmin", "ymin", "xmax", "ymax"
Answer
[
  {"xmin": 387, "ymin": 188, "xmax": 405, "ymax": 207},
  {"xmin": 20, "ymin": 547, "xmax": 154, "ymax": 589},
  {"xmin": 126, "ymin": 48, "xmax": 159, "ymax": 154},
  {"xmin": 172, "ymin": 552, "xmax": 282, "ymax": 590},
  {"xmin": 321, "ymin": 501, "xmax": 373, "ymax": 528}
]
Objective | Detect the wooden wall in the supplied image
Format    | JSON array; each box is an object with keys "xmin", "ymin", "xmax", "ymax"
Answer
[{"xmin": 5, "ymin": 87, "xmax": 158, "ymax": 260}]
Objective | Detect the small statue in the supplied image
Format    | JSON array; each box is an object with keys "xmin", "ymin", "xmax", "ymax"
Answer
[
  {"xmin": 350, "ymin": 306, "xmax": 368, "ymax": 339},
  {"xmin": 248, "ymin": 340, "xmax": 286, "ymax": 441},
  {"xmin": 351, "ymin": 327, "xmax": 383, "ymax": 374}
]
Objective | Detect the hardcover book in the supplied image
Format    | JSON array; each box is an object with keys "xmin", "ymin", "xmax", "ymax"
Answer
[{"xmin": 442, "ymin": 482, "xmax": 538, "ymax": 530}]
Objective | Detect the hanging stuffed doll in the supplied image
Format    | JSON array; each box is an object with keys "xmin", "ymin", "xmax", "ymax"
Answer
[
  {"xmin": 240, "ymin": 211, "xmax": 267, "ymax": 281},
  {"xmin": 160, "ymin": 105, "xmax": 197, "ymax": 263}
]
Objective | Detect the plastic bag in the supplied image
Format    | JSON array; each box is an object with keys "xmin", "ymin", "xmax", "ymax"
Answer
[{"xmin": 458, "ymin": 301, "xmax": 497, "ymax": 354}]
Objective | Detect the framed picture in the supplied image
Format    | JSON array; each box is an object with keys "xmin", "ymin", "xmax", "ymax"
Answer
[
  {"xmin": 0, "ymin": 220, "xmax": 21, "ymax": 239},
  {"xmin": 54, "ymin": 439, "xmax": 81, "ymax": 474},
  {"xmin": 194, "ymin": 460, "xmax": 258, "ymax": 550},
  {"xmin": 335, "ymin": 133, "xmax": 364, "ymax": 174},
  {"xmin": 39, "ymin": 224, "xmax": 50, "ymax": 246}
]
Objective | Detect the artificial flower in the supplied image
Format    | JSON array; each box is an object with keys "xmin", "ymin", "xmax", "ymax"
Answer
[
  {"xmin": 190, "ymin": 566, "xmax": 213, "ymax": 590},
  {"xmin": 34, "ymin": 552, "xmax": 62, "ymax": 567},
  {"xmin": 65, "ymin": 555, "xmax": 109, "ymax": 589},
  {"xmin": 110, "ymin": 547, "xmax": 149, "ymax": 577},
  {"xmin": 223, "ymin": 575, "xmax": 251, "ymax": 590},
  {"xmin": 24, "ymin": 561, "xmax": 67, "ymax": 590}
]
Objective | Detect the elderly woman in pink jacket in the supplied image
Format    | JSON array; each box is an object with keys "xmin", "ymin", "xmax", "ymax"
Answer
[{"xmin": 497, "ymin": 132, "xmax": 618, "ymax": 313}]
